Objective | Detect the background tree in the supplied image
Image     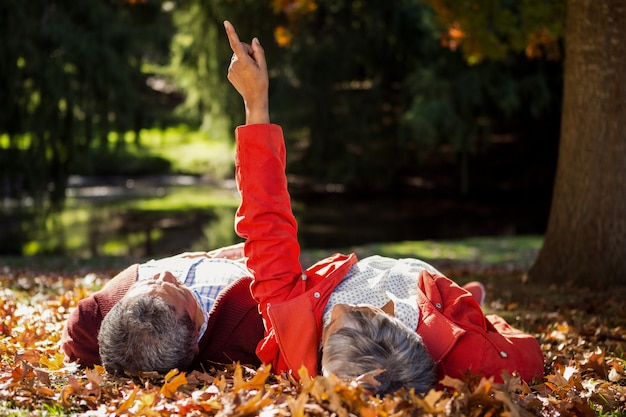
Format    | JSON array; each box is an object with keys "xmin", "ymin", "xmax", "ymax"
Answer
[
  {"xmin": 168, "ymin": 0, "xmax": 282, "ymax": 138},
  {"xmin": 529, "ymin": 0, "xmax": 626, "ymax": 288},
  {"xmin": 175, "ymin": 0, "xmax": 561, "ymax": 195},
  {"xmin": 270, "ymin": 0, "xmax": 562, "ymax": 193},
  {"xmin": 420, "ymin": 0, "xmax": 625, "ymax": 287},
  {"xmin": 0, "ymin": 0, "xmax": 174, "ymax": 209},
  {"xmin": 0, "ymin": 0, "xmax": 569, "ymax": 256}
]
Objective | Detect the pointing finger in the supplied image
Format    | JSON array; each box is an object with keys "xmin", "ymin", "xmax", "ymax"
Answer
[{"xmin": 224, "ymin": 20, "xmax": 247, "ymax": 58}]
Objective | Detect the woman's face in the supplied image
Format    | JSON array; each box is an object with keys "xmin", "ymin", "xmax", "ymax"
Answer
[{"xmin": 125, "ymin": 271, "xmax": 205, "ymax": 334}]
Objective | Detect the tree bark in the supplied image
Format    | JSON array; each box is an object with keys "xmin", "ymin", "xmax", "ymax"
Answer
[{"xmin": 529, "ymin": 0, "xmax": 626, "ymax": 288}]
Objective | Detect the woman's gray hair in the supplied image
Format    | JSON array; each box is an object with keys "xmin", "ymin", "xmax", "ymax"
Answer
[
  {"xmin": 321, "ymin": 309, "xmax": 437, "ymax": 395},
  {"xmin": 98, "ymin": 295, "xmax": 197, "ymax": 375}
]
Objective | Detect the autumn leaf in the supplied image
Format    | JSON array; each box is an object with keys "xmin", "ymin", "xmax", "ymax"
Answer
[
  {"xmin": 39, "ymin": 352, "xmax": 65, "ymax": 370},
  {"xmin": 232, "ymin": 363, "xmax": 271, "ymax": 393},
  {"xmin": 160, "ymin": 369, "xmax": 187, "ymax": 398},
  {"xmin": 286, "ymin": 391, "xmax": 308, "ymax": 417},
  {"xmin": 135, "ymin": 392, "xmax": 158, "ymax": 416},
  {"xmin": 115, "ymin": 385, "xmax": 139, "ymax": 414},
  {"xmin": 353, "ymin": 368, "xmax": 383, "ymax": 392},
  {"xmin": 439, "ymin": 374, "xmax": 467, "ymax": 392},
  {"xmin": 411, "ymin": 389, "xmax": 449, "ymax": 413},
  {"xmin": 235, "ymin": 389, "xmax": 275, "ymax": 414}
]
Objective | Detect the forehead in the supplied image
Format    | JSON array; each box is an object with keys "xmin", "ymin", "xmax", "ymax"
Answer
[
  {"xmin": 351, "ymin": 304, "xmax": 386, "ymax": 316},
  {"xmin": 125, "ymin": 275, "xmax": 186, "ymax": 299}
]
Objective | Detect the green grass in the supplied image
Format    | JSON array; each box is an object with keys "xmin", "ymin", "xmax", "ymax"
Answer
[
  {"xmin": 365, "ymin": 235, "xmax": 542, "ymax": 266},
  {"xmin": 108, "ymin": 125, "xmax": 235, "ymax": 177},
  {"xmin": 280, "ymin": 235, "xmax": 545, "ymax": 280},
  {"xmin": 1, "ymin": 125, "xmax": 236, "ymax": 178},
  {"xmin": 131, "ymin": 187, "xmax": 239, "ymax": 211},
  {"xmin": 2, "ymin": 235, "xmax": 543, "ymax": 276}
]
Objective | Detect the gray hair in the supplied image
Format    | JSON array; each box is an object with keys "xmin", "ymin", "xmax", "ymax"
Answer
[
  {"xmin": 321, "ymin": 309, "xmax": 437, "ymax": 395},
  {"xmin": 98, "ymin": 295, "xmax": 197, "ymax": 375}
]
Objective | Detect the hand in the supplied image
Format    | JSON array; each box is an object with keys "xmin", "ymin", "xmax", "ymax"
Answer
[
  {"xmin": 176, "ymin": 242, "xmax": 246, "ymax": 262},
  {"xmin": 206, "ymin": 242, "xmax": 246, "ymax": 261},
  {"xmin": 224, "ymin": 20, "xmax": 270, "ymax": 125}
]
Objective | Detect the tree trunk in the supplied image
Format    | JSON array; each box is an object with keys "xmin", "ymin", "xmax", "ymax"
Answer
[{"xmin": 528, "ymin": 0, "xmax": 626, "ymax": 288}]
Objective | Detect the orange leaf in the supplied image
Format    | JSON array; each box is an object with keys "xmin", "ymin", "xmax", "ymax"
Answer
[
  {"xmin": 14, "ymin": 350, "xmax": 40, "ymax": 365},
  {"xmin": 60, "ymin": 385, "xmax": 74, "ymax": 407},
  {"xmin": 40, "ymin": 352, "xmax": 65, "ymax": 370},
  {"xmin": 115, "ymin": 385, "xmax": 139, "ymax": 414},
  {"xmin": 287, "ymin": 392, "xmax": 308, "ymax": 417},
  {"xmin": 414, "ymin": 389, "xmax": 448, "ymax": 413},
  {"xmin": 161, "ymin": 369, "xmax": 187, "ymax": 398},
  {"xmin": 232, "ymin": 363, "xmax": 271, "ymax": 393},
  {"xmin": 274, "ymin": 26, "xmax": 293, "ymax": 48},
  {"xmin": 235, "ymin": 390, "xmax": 274, "ymax": 414}
]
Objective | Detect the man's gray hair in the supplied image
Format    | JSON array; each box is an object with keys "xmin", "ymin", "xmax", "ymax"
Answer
[
  {"xmin": 98, "ymin": 295, "xmax": 197, "ymax": 375},
  {"xmin": 321, "ymin": 309, "xmax": 437, "ymax": 395}
]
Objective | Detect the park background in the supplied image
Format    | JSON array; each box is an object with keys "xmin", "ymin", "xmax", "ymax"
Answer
[
  {"xmin": 1, "ymin": 1, "xmax": 625, "ymax": 415},
  {"xmin": 0, "ymin": 0, "xmax": 624, "ymax": 288}
]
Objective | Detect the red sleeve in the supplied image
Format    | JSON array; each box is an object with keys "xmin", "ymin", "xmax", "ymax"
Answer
[{"xmin": 233, "ymin": 124, "xmax": 303, "ymax": 331}]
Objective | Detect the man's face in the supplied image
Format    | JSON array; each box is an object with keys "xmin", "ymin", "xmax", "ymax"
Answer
[{"xmin": 125, "ymin": 271, "xmax": 205, "ymax": 335}]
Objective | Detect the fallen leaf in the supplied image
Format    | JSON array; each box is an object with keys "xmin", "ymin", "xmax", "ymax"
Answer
[{"xmin": 160, "ymin": 369, "xmax": 187, "ymax": 398}]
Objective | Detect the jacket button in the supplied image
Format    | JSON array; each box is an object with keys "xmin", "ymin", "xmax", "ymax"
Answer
[
  {"xmin": 500, "ymin": 351, "xmax": 508, "ymax": 358},
  {"xmin": 435, "ymin": 303, "xmax": 442, "ymax": 309},
  {"xmin": 313, "ymin": 292, "xmax": 321, "ymax": 298},
  {"xmin": 301, "ymin": 273, "xmax": 307, "ymax": 281}
]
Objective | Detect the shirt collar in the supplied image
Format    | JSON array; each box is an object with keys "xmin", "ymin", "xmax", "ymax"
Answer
[{"xmin": 190, "ymin": 288, "xmax": 208, "ymax": 342}]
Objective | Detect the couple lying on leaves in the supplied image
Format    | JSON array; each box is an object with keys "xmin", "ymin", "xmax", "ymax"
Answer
[{"xmin": 61, "ymin": 21, "xmax": 544, "ymax": 395}]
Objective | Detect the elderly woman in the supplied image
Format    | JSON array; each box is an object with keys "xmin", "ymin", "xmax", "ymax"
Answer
[{"xmin": 224, "ymin": 21, "xmax": 544, "ymax": 394}]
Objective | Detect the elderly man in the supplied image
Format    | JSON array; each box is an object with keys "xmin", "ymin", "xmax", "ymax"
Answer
[{"xmin": 61, "ymin": 244, "xmax": 264, "ymax": 373}]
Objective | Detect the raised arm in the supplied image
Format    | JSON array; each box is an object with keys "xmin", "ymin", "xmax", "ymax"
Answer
[
  {"xmin": 224, "ymin": 20, "xmax": 269, "ymax": 125},
  {"xmin": 224, "ymin": 21, "xmax": 303, "ymax": 314}
]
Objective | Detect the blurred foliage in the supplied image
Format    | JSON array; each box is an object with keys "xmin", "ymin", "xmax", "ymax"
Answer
[
  {"xmin": 420, "ymin": 0, "xmax": 566, "ymax": 63},
  {"xmin": 0, "ymin": 0, "xmax": 563, "ymax": 204},
  {"xmin": 170, "ymin": 0, "xmax": 562, "ymax": 190},
  {"xmin": 1, "ymin": 0, "xmax": 564, "ymax": 255},
  {"xmin": 19, "ymin": 186, "xmax": 240, "ymax": 257},
  {"xmin": 167, "ymin": 0, "xmax": 284, "ymax": 133},
  {"xmin": 0, "ymin": 0, "xmax": 176, "ymax": 208},
  {"xmin": 69, "ymin": 126, "xmax": 234, "ymax": 178}
]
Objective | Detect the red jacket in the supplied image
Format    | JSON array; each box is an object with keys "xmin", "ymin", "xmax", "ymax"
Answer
[{"xmin": 234, "ymin": 124, "xmax": 544, "ymax": 383}]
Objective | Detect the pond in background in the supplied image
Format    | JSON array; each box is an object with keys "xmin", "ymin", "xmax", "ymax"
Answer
[{"xmin": 2, "ymin": 175, "xmax": 549, "ymax": 257}]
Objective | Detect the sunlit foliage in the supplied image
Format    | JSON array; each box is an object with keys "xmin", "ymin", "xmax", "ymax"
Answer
[
  {"xmin": 0, "ymin": 0, "xmax": 176, "ymax": 208},
  {"xmin": 421, "ymin": 0, "xmax": 566, "ymax": 63}
]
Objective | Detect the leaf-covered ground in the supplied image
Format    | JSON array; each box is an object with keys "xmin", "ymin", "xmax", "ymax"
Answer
[{"xmin": 0, "ymin": 260, "xmax": 624, "ymax": 416}]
